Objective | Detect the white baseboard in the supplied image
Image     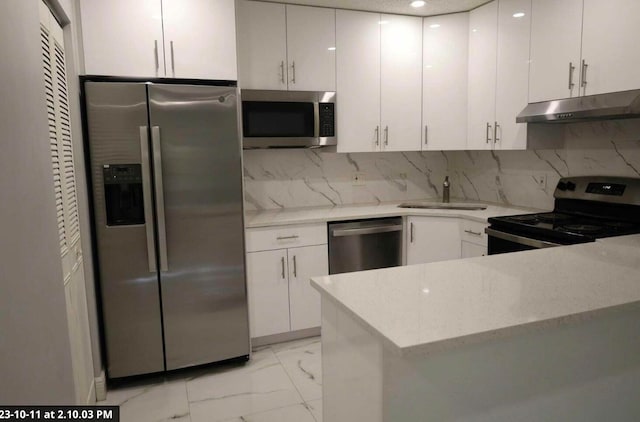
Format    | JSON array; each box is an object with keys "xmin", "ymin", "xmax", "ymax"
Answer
[{"xmin": 94, "ymin": 370, "xmax": 107, "ymax": 402}]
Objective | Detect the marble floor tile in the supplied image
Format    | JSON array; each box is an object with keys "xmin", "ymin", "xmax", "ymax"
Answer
[
  {"xmin": 274, "ymin": 337, "xmax": 323, "ymax": 402},
  {"xmin": 105, "ymin": 380, "xmax": 190, "ymax": 422},
  {"xmin": 217, "ymin": 403, "xmax": 317, "ymax": 422},
  {"xmin": 187, "ymin": 348, "xmax": 303, "ymax": 422},
  {"xmin": 306, "ymin": 399, "xmax": 322, "ymax": 422}
]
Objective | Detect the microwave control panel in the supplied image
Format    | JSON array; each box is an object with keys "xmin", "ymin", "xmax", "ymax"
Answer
[{"xmin": 319, "ymin": 103, "xmax": 335, "ymax": 137}]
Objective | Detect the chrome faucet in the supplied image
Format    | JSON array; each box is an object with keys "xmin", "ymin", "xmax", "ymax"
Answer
[{"xmin": 443, "ymin": 176, "xmax": 450, "ymax": 203}]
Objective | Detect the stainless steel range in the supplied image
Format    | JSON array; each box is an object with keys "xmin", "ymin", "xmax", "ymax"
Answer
[{"xmin": 487, "ymin": 176, "xmax": 640, "ymax": 254}]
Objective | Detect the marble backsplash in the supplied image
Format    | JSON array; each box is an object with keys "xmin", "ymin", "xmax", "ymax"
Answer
[{"xmin": 243, "ymin": 119, "xmax": 640, "ymax": 211}]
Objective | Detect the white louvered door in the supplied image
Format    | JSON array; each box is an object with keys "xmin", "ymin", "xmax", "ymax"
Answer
[{"xmin": 39, "ymin": 1, "xmax": 93, "ymax": 404}]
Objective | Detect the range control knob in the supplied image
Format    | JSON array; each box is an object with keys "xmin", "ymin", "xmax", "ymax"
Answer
[
  {"xmin": 566, "ymin": 181, "xmax": 577, "ymax": 191},
  {"xmin": 557, "ymin": 181, "xmax": 568, "ymax": 191}
]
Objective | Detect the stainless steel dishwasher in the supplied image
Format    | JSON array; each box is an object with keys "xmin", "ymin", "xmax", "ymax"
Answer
[{"xmin": 328, "ymin": 217, "xmax": 403, "ymax": 275}]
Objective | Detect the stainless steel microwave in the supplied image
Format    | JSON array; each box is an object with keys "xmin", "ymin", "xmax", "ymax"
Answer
[{"xmin": 241, "ymin": 89, "xmax": 336, "ymax": 149}]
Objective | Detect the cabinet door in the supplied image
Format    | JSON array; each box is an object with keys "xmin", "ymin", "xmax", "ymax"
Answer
[
  {"xmin": 286, "ymin": 5, "xmax": 336, "ymax": 92},
  {"xmin": 288, "ymin": 245, "xmax": 328, "ymax": 331},
  {"xmin": 380, "ymin": 14, "xmax": 423, "ymax": 152},
  {"xmin": 467, "ymin": 0, "xmax": 498, "ymax": 150},
  {"xmin": 80, "ymin": 0, "xmax": 164, "ymax": 77},
  {"xmin": 236, "ymin": 0, "xmax": 288, "ymax": 89},
  {"xmin": 336, "ymin": 10, "xmax": 381, "ymax": 153},
  {"xmin": 422, "ymin": 13, "xmax": 469, "ymax": 151},
  {"xmin": 246, "ymin": 250, "xmax": 290, "ymax": 338},
  {"xmin": 529, "ymin": 0, "xmax": 583, "ymax": 102},
  {"xmin": 581, "ymin": 0, "xmax": 640, "ymax": 95},
  {"xmin": 461, "ymin": 241, "xmax": 487, "ymax": 258},
  {"xmin": 406, "ymin": 217, "xmax": 461, "ymax": 265},
  {"xmin": 495, "ymin": 0, "xmax": 531, "ymax": 151},
  {"xmin": 162, "ymin": 0, "xmax": 237, "ymax": 80}
]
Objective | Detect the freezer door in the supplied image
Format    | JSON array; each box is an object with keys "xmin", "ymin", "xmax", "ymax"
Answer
[
  {"xmin": 148, "ymin": 84, "xmax": 249, "ymax": 370},
  {"xmin": 84, "ymin": 82, "xmax": 165, "ymax": 378}
]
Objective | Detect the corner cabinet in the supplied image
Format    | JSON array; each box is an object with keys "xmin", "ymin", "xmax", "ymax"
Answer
[
  {"xmin": 336, "ymin": 10, "xmax": 422, "ymax": 153},
  {"xmin": 245, "ymin": 224, "xmax": 328, "ymax": 340},
  {"xmin": 79, "ymin": 0, "xmax": 237, "ymax": 79},
  {"xmin": 467, "ymin": 0, "xmax": 530, "ymax": 151},
  {"xmin": 406, "ymin": 217, "xmax": 461, "ymax": 265},
  {"xmin": 236, "ymin": 1, "xmax": 336, "ymax": 91}
]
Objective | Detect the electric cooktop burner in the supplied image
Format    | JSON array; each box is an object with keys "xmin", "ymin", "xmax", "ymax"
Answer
[{"xmin": 487, "ymin": 176, "xmax": 640, "ymax": 248}]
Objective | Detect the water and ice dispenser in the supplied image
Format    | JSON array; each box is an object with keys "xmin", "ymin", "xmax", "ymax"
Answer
[{"xmin": 103, "ymin": 164, "xmax": 145, "ymax": 226}]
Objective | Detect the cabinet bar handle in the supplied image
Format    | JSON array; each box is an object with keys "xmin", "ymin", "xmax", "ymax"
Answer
[
  {"xmin": 568, "ymin": 62, "xmax": 575, "ymax": 90},
  {"xmin": 170, "ymin": 41, "xmax": 175, "ymax": 76},
  {"xmin": 291, "ymin": 61, "xmax": 296, "ymax": 84},
  {"xmin": 494, "ymin": 121, "xmax": 500, "ymax": 144},
  {"xmin": 424, "ymin": 125, "xmax": 428, "ymax": 146},
  {"xmin": 581, "ymin": 59, "xmax": 588, "ymax": 89},
  {"xmin": 410, "ymin": 222, "xmax": 414, "ymax": 243},
  {"xmin": 464, "ymin": 229, "xmax": 482, "ymax": 236},
  {"xmin": 486, "ymin": 122, "xmax": 492, "ymax": 143},
  {"xmin": 281, "ymin": 256, "xmax": 285, "ymax": 279},
  {"xmin": 384, "ymin": 126, "xmax": 389, "ymax": 147},
  {"xmin": 280, "ymin": 61, "xmax": 285, "ymax": 84},
  {"xmin": 293, "ymin": 255, "xmax": 297, "ymax": 277},
  {"xmin": 375, "ymin": 126, "xmax": 380, "ymax": 146},
  {"xmin": 154, "ymin": 40, "xmax": 159, "ymax": 73},
  {"xmin": 276, "ymin": 235, "xmax": 299, "ymax": 240}
]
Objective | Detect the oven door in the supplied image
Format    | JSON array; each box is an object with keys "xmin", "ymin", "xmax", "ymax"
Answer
[{"xmin": 486, "ymin": 227, "xmax": 562, "ymax": 255}]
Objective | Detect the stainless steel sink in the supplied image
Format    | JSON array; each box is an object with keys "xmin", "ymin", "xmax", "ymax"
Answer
[{"xmin": 398, "ymin": 202, "xmax": 488, "ymax": 210}]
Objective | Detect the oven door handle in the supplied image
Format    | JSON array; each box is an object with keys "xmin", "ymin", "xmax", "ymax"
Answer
[{"xmin": 485, "ymin": 228, "xmax": 561, "ymax": 249}]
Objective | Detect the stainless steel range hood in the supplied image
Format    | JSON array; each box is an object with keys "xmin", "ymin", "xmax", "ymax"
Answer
[{"xmin": 516, "ymin": 89, "xmax": 640, "ymax": 123}]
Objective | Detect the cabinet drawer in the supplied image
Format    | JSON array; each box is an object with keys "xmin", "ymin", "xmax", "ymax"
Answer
[
  {"xmin": 460, "ymin": 219, "xmax": 488, "ymax": 245},
  {"xmin": 246, "ymin": 223, "xmax": 327, "ymax": 252}
]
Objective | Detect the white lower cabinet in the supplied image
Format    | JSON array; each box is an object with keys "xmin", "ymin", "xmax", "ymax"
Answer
[
  {"xmin": 246, "ymin": 249, "xmax": 291, "ymax": 338},
  {"xmin": 288, "ymin": 245, "xmax": 328, "ymax": 331},
  {"xmin": 246, "ymin": 224, "xmax": 328, "ymax": 339},
  {"xmin": 461, "ymin": 241, "xmax": 487, "ymax": 258},
  {"xmin": 406, "ymin": 217, "xmax": 461, "ymax": 265}
]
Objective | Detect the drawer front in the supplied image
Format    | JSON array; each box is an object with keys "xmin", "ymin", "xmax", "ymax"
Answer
[
  {"xmin": 460, "ymin": 219, "xmax": 488, "ymax": 245},
  {"xmin": 246, "ymin": 223, "xmax": 328, "ymax": 252}
]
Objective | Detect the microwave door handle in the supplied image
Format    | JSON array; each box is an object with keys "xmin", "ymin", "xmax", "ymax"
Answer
[{"xmin": 314, "ymin": 101, "xmax": 320, "ymax": 138}]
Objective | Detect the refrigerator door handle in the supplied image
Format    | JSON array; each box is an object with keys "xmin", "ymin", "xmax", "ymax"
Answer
[
  {"xmin": 140, "ymin": 127, "xmax": 157, "ymax": 272},
  {"xmin": 151, "ymin": 126, "xmax": 169, "ymax": 272}
]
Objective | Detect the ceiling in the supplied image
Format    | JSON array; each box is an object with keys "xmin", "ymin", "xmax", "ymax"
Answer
[{"xmin": 262, "ymin": 0, "xmax": 492, "ymax": 17}]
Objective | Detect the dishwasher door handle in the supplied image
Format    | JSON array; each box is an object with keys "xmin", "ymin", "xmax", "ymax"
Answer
[{"xmin": 331, "ymin": 224, "xmax": 403, "ymax": 237}]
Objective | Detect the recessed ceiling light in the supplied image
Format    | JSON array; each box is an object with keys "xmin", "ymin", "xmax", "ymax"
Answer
[
  {"xmin": 411, "ymin": 0, "xmax": 426, "ymax": 8},
  {"xmin": 513, "ymin": 12, "xmax": 525, "ymax": 18},
  {"xmin": 429, "ymin": 24, "xmax": 441, "ymax": 29},
  {"xmin": 327, "ymin": 47, "xmax": 336, "ymax": 51}
]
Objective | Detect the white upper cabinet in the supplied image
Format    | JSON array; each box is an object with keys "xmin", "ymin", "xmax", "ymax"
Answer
[
  {"xmin": 80, "ymin": 0, "xmax": 237, "ymax": 79},
  {"xmin": 81, "ymin": 0, "xmax": 164, "ymax": 77},
  {"xmin": 286, "ymin": 5, "xmax": 336, "ymax": 92},
  {"xmin": 336, "ymin": 10, "xmax": 381, "ymax": 153},
  {"xmin": 495, "ymin": 0, "xmax": 531, "ymax": 150},
  {"xmin": 237, "ymin": 1, "xmax": 336, "ymax": 91},
  {"xmin": 380, "ymin": 14, "xmax": 423, "ymax": 152},
  {"xmin": 467, "ymin": 0, "xmax": 529, "ymax": 151},
  {"xmin": 162, "ymin": 0, "xmax": 237, "ymax": 80},
  {"xmin": 236, "ymin": 1, "xmax": 287, "ymax": 89},
  {"xmin": 467, "ymin": 1, "xmax": 498, "ymax": 150},
  {"xmin": 422, "ymin": 13, "xmax": 469, "ymax": 151},
  {"xmin": 337, "ymin": 10, "xmax": 422, "ymax": 153},
  {"xmin": 581, "ymin": 0, "xmax": 640, "ymax": 96},
  {"xmin": 529, "ymin": 0, "xmax": 583, "ymax": 102}
]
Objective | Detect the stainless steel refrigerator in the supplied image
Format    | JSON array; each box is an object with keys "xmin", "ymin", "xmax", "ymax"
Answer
[{"xmin": 82, "ymin": 79, "xmax": 249, "ymax": 379}]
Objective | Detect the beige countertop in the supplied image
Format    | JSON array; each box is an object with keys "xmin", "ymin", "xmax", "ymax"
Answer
[{"xmin": 311, "ymin": 234, "xmax": 640, "ymax": 356}]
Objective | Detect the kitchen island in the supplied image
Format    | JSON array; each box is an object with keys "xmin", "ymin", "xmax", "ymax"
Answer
[{"xmin": 311, "ymin": 235, "xmax": 640, "ymax": 421}]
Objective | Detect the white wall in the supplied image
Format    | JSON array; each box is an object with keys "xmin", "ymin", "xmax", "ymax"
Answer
[{"xmin": 0, "ymin": 0, "xmax": 76, "ymax": 404}]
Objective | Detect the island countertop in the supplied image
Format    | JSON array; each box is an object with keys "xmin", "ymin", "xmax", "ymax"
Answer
[{"xmin": 311, "ymin": 234, "xmax": 640, "ymax": 356}]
